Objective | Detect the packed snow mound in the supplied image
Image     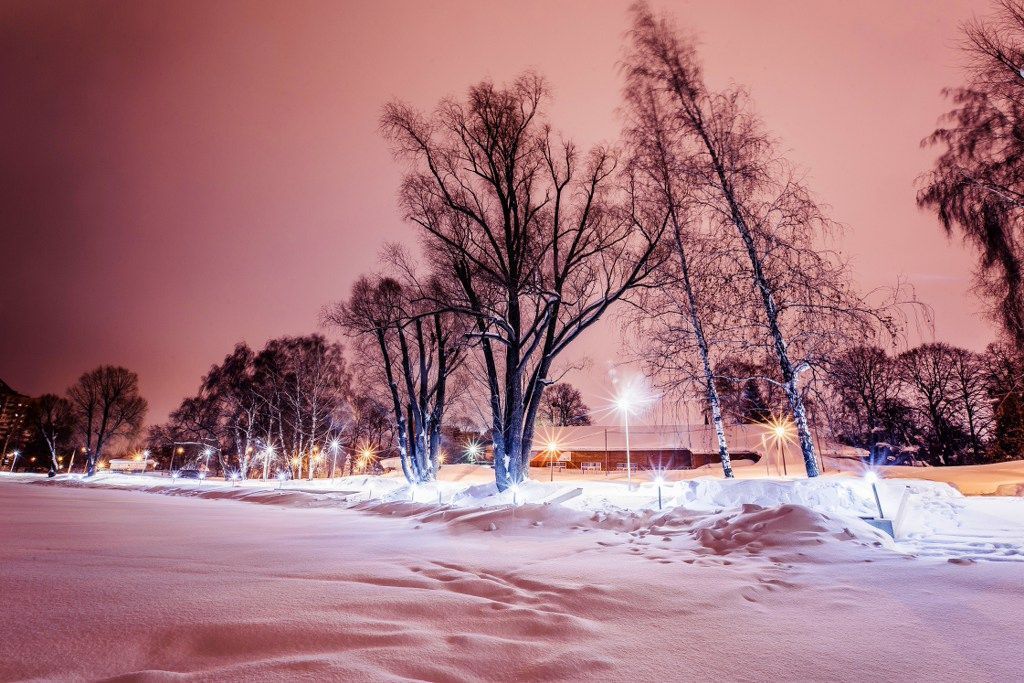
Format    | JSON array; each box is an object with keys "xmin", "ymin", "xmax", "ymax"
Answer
[
  {"xmin": 681, "ymin": 503, "xmax": 893, "ymax": 557},
  {"xmin": 995, "ymin": 482, "xmax": 1024, "ymax": 496},
  {"xmin": 675, "ymin": 476, "xmax": 960, "ymax": 518}
]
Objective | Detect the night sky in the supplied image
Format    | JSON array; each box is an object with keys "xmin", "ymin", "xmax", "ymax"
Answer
[{"xmin": 0, "ymin": 0, "xmax": 992, "ymax": 423}]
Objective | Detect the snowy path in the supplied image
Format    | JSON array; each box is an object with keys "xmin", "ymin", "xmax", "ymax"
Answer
[
  {"xmin": 2, "ymin": 482, "xmax": 1023, "ymax": 681},
  {"xmin": 898, "ymin": 495, "xmax": 1024, "ymax": 562}
]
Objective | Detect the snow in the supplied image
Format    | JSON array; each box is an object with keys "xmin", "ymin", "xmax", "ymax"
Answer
[{"xmin": 1, "ymin": 464, "xmax": 1023, "ymax": 680}]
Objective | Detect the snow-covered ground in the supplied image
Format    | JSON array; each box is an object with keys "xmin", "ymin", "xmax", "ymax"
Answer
[{"xmin": 1, "ymin": 465, "xmax": 1022, "ymax": 680}]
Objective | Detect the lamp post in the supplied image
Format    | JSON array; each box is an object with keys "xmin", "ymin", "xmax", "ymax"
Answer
[
  {"xmin": 464, "ymin": 440, "xmax": 481, "ymax": 464},
  {"xmin": 545, "ymin": 440, "xmax": 560, "ymax": 482},
  {"xmin": 613, "ymin": 391, "xmax": 637, "ymax": 488},
  {"xmin": 8, "ymin": 450, "xmax": 20, "ymax": 472},
  {"xmin": 773, "ymin": 424, "xmax": 788, "ymax": 477},
  {"xmin": 329, "ymin": 439, "xmax": 341, "ymax": 481},
  {"xmin": 763, "ymin": 418, "xmax": 793, "ymax": 478},
  {"xmin": 169, "ymin": 445, "xmax": 184, "ymax": 473},
  {"xmin": 864, "ymin": 470, "xmax": 886, "ymax": 518}
]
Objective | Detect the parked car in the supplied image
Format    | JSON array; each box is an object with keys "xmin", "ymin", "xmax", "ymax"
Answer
[{"xmin": 173, "ymin": 469, "xmax": 205, "ymax": 480}]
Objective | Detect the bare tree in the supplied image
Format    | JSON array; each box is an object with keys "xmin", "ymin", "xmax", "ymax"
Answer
[
  {"xmin": 919, "ymin": 0, "xmax": 1024, "ymax": 346},
  {"xmin": 201, "ymin": 343, "xmax": 266, "ymax": 479},
  {"xmin": 624, "ymin": 3, "xmax": 910, "ymax": 476},
  {"xmin": 622, "ymin": 75, "xmax": 746, "ymax": 477},
  {"xmin": 538, "ymin": 383, "xmax": 592, "ymax": 426},
  {"xmin": 67, "ymin": 366, "xmax": 147, "ymax": 475},
  {"xmin": 947, "ymin": 346, "xmax": 993, "ymax": 462},
  {"xmin": 326, "ymin": 269, "xmax": 465, "ymax": 483},
  {"xmin": 985, "ymin": 339, "xmax": 1024, "ymax": 460},
  {"xmin": 254, "ymin": 335, "xmax": 351, "ymax": 480},
  {"xmin": 381, "ymin": 73, "xmax": 666, "ymax": 489},
  {"xmin": 897, "ymin": 343, "xmax": 963, "ymax": 465},
  {"xmin": 28, "ymin": 394, "xmax": 77, "ymax": 475},
  {"xmin": 823, "ymin": 346, "xmax": 912, "ymax": 452}
]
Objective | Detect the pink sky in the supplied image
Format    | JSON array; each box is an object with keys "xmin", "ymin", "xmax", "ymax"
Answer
[{"xmin": 0, "ymin": 0, "xmax": 993, "ymax": 422}]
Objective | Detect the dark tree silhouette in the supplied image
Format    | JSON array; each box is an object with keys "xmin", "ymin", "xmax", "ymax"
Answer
[
  {"xmin": 919, "ymin": 0, "xmax": 1024, "ymax": 346},
  {"xmin": 538, "ymin": 383, "xmax": 592, "ymax": 426},
  {"xmin": 67, "ymin": 366, "xmax": 147, "ymax": 476},
  {"xmin": 27, "ymin": 394, "xmax": 77, "ymax": 474},
  {"xmin": 984, "ymin": 340, "xmax": 1024, "ymax": 461}
]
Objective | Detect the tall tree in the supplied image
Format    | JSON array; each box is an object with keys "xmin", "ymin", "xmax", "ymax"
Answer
[
  {"xmin": 201, "ymin": 343, "xmax": 265, "ymax": 479},
  {"xmin": 985, "ymin": 339, "xmax": 1024, "ymax": 460},
  {"xmin": 623, "ymin": 74, "xmax": 744, "ymax": 477},
  {"xmin": 327, "ymin": 270, "xmax": 465, "ymax": 484},
  {"xmin": 897, "ymin": 343, "xmax": 964, "ymax": 465},
  {"xmin": 919, "ymin": 0, "xmax": 1024, "ymax": 346},
  {"xmin": 67, "ymin": 366, "xmax": 147, "ymax": 476},
  {"xmin": 624, "ymin": 3, "xmax": 905, "ymax": 476},
  {"xmin": 254, "ymin": 335, "xmax": 351, "ymax": 480},
  {"xmin": 27, "ymin": 394, "xmax": 77, "ymax": 475},
  {"xmin": 824, "ymin": 346, "xmax": 913, "ymax": 452},
  {"xmin": 381, "ymin": 73, "xmax": 666, "ymax": 490}
]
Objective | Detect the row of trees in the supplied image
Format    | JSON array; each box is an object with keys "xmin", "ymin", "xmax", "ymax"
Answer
[
  {"xmin": 20, "ymin": 366, "xmax": 147, "ymax": 476},
  {"xmin": 326, "ymin": 3, "xmax": 934, "ymax": 488},
  {"xmin": 826, "ymin": 341, "xmax": 1024, "ymax": 465},
  {"xmin": 152, "ymin": 335, "xmax": 361, "ymax": 479}
]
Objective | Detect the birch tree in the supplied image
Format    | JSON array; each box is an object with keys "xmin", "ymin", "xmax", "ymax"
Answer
[
  {"xmin": 623, "ymin": 75, "xmax": 748, "ymax": 477},
  {"xmin": 28, "ymin": 394, "xmax": 77, "ymax": 475},
  {"xmin": 624, "ymin": 3, "xmax": 908, "ymax": 476}
]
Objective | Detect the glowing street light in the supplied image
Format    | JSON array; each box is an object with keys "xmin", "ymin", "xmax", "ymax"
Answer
[
  {"xmin": 8, "ymin": 450, "xmax": 20, "ymax": 472},
  {"xmin": 545, "ymin": 440, "xmax": 560, "ymax": 482},
  {"xmin": 262, "ymin": 444, "xmax": 276, "ymax": 481},
  {"xmin": 328, "ymin": 438, "xmax": 341, "ymax": 481},
  {"xmin": 610, "ymin": 380, "xmax": 650, "ymax": 488},
  {"xmin": 356, "ymin": 446, "xmax": 376, "ymax": 473},
  {"xmin": 762, "ymin": 417, "xmax": 794, "ymax": 477},
  {"xmin": 464, "ymin": 440, "xmax": 481, "ymax": 463}
]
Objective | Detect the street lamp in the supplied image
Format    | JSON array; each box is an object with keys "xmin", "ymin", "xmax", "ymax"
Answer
[
  {"xmin": 328, "ymin": 438, "xmax": 341, "ymax": 481},
  {"xmin": 8, "ymin": 450, "xmax": 20, "ymax": 472},
  {"xmin": 170, "ymin": 445, "xmax": 184, "ymax": 473},
  {"xmin": 612, "ymin": 383, "xmax": 647, "ymax": 488},
  {"xmin": 356, "ymin": 446, "xmax": 376, "ymax": 473},
  {"xmin": 763, "ymin": 418, "xmax": 793, "ymax": 477},
  {"xmin": 864, "ymin": 470, "xmax": 886, "ymax": 518},
  {"xmin": 464, "ymin": 440, "xmax": 481, "ymax": 464},
  {"xmin": 545, "ymin": 440, "xmax": 560, "ymax": 482}
]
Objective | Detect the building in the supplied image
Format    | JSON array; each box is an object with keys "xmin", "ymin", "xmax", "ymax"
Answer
[
  {"xmin": 0, "ymin": 379, "xmax": 32, "ymax": 461},
  {"xmin": 523, "ymin": 423, "xmax": 865, "ymax": 473}
]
